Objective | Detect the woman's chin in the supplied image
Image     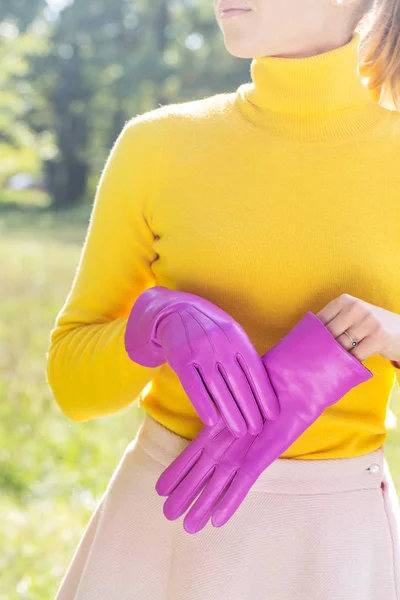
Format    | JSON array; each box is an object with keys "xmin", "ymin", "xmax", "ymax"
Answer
[
  {"xmin": 222, "ymin": 37, "xmax": 264, "ymax": 59},
  {"xmin": 221, "ymin": 31, "xmax": 279, "ymax": 60}
]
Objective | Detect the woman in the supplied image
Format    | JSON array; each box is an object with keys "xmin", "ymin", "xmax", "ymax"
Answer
[{"xmin": 47, "ymin": 0, "xmax": 400, "ymax": 598}]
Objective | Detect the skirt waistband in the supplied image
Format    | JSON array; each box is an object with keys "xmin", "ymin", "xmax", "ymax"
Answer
[{"xmin": 135, "ymin": 414, "xmax": 386, "ymax": 495}]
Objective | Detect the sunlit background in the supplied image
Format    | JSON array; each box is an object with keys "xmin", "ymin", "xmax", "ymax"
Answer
[{"xmin": 1, "ymin": 1, "xmax": 399, "ymax": 598}]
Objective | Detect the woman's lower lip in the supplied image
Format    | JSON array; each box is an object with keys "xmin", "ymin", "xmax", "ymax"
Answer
[{"xmin": 220, "ymin": 9, "xmax": 252, "ymax": 19}]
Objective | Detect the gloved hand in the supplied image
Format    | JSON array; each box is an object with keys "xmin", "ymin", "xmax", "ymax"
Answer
[
  {"xmin": 155, "ymin": 311, "xmax": 373, "ymax": 533},
  {"xmin": 124, "ymin": 286, "xmax": 279, "ymax": 437}
]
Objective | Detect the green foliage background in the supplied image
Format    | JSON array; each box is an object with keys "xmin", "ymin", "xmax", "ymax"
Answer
[
  {"xmin": 0, "ymin": 0, "xmax": 249, "ymax": 210},
  {"xmin": 0, "ymin": 211, "xmax": 144, "ymax": 599}
]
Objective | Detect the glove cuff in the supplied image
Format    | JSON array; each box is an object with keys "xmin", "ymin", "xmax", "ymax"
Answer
[
  {"xmin": 124, "ymin": 286, "xmax": 213, "ymax": 367},
  {"xmin": 124, "ymin": 286, "xmax": 180, "ymax": 367},
  {"xmin": 262, "ymin": 311, "xmax": 373, "ymax": 412}
]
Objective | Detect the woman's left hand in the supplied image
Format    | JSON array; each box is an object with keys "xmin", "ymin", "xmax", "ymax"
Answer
[{"xmin": 316, "ymin": 293, "xmax": 400, "ymax": 366}]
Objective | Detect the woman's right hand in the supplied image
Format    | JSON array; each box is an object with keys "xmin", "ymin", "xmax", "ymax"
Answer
[{"xmin": 124, "ymin": 286, "xmax": 279, "ymax": 437}]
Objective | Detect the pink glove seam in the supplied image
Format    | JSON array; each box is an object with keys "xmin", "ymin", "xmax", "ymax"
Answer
[
  {"xmin": 168, "ymin": 465, "xmax": 217, "ymax": 520},
  {"xmin": 188, "ymin": 468, "xmax": 239, "ymax": 534},
  {"xmin": 187, "ymin": 306, "xmax": 232, "ymax": 341},
  {"xmin": 152, "ymin": 316, "xmax": 181, "ymax": 350},
  {"xmin": 235, "ymin": 352, "xmax": 274, "ymax": 418},
  {"xmin": 125, "ymin": 340, "xmax": 160, "ymax": 354},
  {"xmin": 168, "ymin": 448, "xmax": 205, "ymax": 496},
  {"xmin": 214, "ymin": 362, "xmax": 259, "ymax": 425}
]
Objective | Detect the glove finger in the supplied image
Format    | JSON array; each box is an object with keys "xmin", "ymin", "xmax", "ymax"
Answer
[
  {"xmin": 211, "ymin": 471, "xmax": 254, "ymax": 528},
  {"xmin": 178, "ymin": 314, "xmax": 247, "ymax": 436},
  {"xmin": 183, "ymin": 467, "xmax": 237, "ymax": 534},
  {"xmin": 179, "ymin": 363, "xmax": 219, "ymax": 426},
  {"xmin": 207, "ymin": 369, "xmax": 248, "ymax": 438},
  {"xmin": 221, "ymin": 358, "xmax": 264, "ymax": 435},
  {"xmin": 155, "ymin": 443, "xmax": 204, "ymax": 496},
  {"xmin": 163, "ymin": 455, "xmax": 216, "ymax": 521},
  {"xmin": 236, "ymin": 345, "xmax": 280, "ymax": 421}
]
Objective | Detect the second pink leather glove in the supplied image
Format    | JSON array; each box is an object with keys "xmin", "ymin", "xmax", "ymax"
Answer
[
  {"xmin": 124, "ymin": 286, "xmax": 279, "ymax": 437},
  {"xmin": 155, "ymin": 311, "xmax": 373, "ymax": 533}
]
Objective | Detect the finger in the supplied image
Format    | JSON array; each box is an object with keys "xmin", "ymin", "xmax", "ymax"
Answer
[
  {"xmin": 212, "ymin": 471, "xmax": 254, "ymax": 528},
  {"xmin": 183, "ymin": 467, "xmax": 237, "ymax": 534},
  {"xmin": 178, "ymin": 311, "xmax": 248, "ymax": 436},
  {"xmin": 179, "ymin": 364, "xmax": 219, "ymax": 426},
  {"xmin": 221, "ymin": 358, "xmax": 264, "ymax": 435},
  {"xmin": 322, "ymin": 298, "xmax": 367, "ymax": 339},
  {"xmin": 163, "ymin": 456, "xmax": 216, "ymax": 521},
  {"xmin": 207, "ymin": 368, "xmax": 248, "ymax": 438},
  {"xmin": 335, "ymin": 314, "xmax": 378, "ymax": 362},
  {"xmin": 155, "ymin": 445, "xmax": 203, "ymax": 496},
  {"xmin": 236, "ymin": 347, "xmax": 280, "ymax": 421}
]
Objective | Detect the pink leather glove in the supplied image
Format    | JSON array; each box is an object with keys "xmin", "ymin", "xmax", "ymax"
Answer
[
  {"xmin": 124, "ymin": 286, "xmax": 279, "ymax": 437},
  {"xmin": 155, "ymin": 311, "xmax": 373, "ymax": 533}
]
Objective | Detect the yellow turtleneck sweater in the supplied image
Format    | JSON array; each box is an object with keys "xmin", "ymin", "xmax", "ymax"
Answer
[{"xmin": 46, "ymin": 32, "xmax": 400, "ymax": 459}]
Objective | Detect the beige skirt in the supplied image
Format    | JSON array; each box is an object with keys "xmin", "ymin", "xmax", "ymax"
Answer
[{"xmin": 55, "ymin": 414, "xmax": 400, "ymax": 600}]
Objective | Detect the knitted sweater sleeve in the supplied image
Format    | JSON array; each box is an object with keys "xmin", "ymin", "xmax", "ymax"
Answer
[{"xmin": 46, "ymin": 114, "xmax": 167, "ymax": 421}]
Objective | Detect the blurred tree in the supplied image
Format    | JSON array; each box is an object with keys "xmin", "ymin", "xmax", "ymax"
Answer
[
  {"xmin": 1, "ymin": 0, "xmax": 251, "ymax": 209},
  {"xmin": 0, "ymin": 0, "xmax": 42, "ymax": 31},
  {"xmin": 0, "ymin": 27, "xmax": 47, "ymax": 187}
]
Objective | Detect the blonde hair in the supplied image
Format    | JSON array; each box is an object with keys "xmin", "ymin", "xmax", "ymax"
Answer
[{"xmin": 356, "ymin": 0, "xmax": 400, "ymax": 110}]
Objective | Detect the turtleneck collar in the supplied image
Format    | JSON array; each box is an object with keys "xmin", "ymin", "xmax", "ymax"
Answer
[{"xmin": 234, "ymin": 32, "xmax": 387, "ymax": 142}]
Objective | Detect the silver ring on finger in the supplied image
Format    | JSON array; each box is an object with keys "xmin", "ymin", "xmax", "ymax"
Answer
[{"xmin": 343, "ymin": 329, "xmax": 359, "ymax": 348}]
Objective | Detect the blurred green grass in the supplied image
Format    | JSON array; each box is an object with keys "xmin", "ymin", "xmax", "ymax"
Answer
[
  {"xmin": 0, "ymin": 208, "xmax": 399, "ymax": 600},
  {"xmin": 0, "ymin": 209, "xmax": 145, "ymax": 600}
]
